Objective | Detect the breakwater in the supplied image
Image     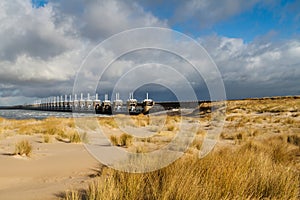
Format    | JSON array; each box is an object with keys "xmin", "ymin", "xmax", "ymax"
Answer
[
  {"xmin": 1, "ymin": 93, "xmax": 214, "ymax": 115},
  {"xmin": 21, "ymin": 93, "xmax": 155, "ymax": 115}
]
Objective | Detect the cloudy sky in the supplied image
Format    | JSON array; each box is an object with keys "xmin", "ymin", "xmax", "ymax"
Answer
[{"xmin": 0, "ymin": 0, "xmax": 299, "ymax": 105}]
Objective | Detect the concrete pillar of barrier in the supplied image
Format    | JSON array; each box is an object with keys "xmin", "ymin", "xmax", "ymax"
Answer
[
  {"xmin": 74, "ymin": 94, "xmax": 79, "ymax": 111},
  {"xmin": 79, "ymin": 93, "xmax": 85, "ymax": 111},
  {"xmin": 69, "ymin": 95, "xmax": 73, "ymax": 109},
  {"xmin": 93, "ymin": 93, "xmax": 101, "ymax": 110},
  {"xmin": 60, "ymin": 96, "xmax": 63, "ymax": 110},
  {"xmin": 113, "ymin": 93, "xmax": 123, "ymax": 111},
  {"xmin": 86, "ymin": 93, "xmax": 93, "ymax": 110},
  {"xmin": 57, "ymin": 96, "xmax": 60, "ymax": 110}
]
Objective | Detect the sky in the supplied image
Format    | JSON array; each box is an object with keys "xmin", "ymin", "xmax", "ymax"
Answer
[{"xmin": 0, "ymin": 0, "xmax": 299, "ymax": 105}]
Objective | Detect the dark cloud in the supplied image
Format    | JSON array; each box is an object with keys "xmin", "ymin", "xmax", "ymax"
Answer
[
  {"xmin": 0, "ymin": 0, "xmax": 167, "ymax": 105},
  {"xmin": 51, "ymin": 0, "xmax": 167, "ymax": 41},
  {"xmin": 0, "ymin": 0, "xmax": 299, "ymax": 106}
]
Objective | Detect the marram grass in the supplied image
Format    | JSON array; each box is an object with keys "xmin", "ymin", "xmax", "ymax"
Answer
[
  {"xmin": 65, "ymin": 139, "xmax": 299, "ymax": 200},
  {"xmin": 14, "ymin": 140, "xmax": 32, "ymax": 156}
]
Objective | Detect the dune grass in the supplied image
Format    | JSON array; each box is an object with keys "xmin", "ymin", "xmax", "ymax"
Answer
[
  {"xmin": 65, "ymin": 137, "xmax": 299, "ymax": 200},
  {"xmin": 14, "ymin": 139, "xmax": 32, "ymax": 156},
  {"xmin": 43, "ymin": 134, "xmax": 51, "ymax": 143},
  {"xmin": 110, "ymin": 133, "xmax": 133, "ymax": 147},
  {"xmin": 62, "ymin": 96, "xmax": 299, "ymax": 200},
  {"xmin": 0, "ymin": 117, "xmax": 87, "ymax": 144},
  {"xmin": 0, "ymin": 97, "xmax": 299, "ymax": 199},
  {"xmin": 287, "ymin": 134, "xmax": 300, "ymax": 147}
]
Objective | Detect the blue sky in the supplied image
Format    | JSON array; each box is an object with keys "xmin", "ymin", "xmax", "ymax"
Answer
[
  {"xmin": 128, "ymin": 0, "xmax": 299, "ymax": 42},
  {"xmin": 31, "ymin": 0, "xmax": 299, "ymax": 42},
  {"xmin": 31, "ymin": 0, "xmax": 48, "ymax": 8},
  {"xmin": 0, "ymin": 0, "xmax": 299, "ymax": 105}
]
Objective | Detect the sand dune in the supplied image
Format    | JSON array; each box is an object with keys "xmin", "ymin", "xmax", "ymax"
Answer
[
  {"xmin": 0, "ymin": 135, "xmax": 99, "ymax": 200},
  {"xmin": 0, "ymin": 96, "xmax": 299, "ymax": 199}
]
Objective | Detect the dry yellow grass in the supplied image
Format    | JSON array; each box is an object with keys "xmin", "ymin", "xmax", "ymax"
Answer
[
  {"xmin": 14, "ymin": 139, "xmax": 32, "ymax": 156},
  {"xmin": 98, "ymin": 117, "xmax": 119, "ymax": 128},
  {"xmin": 65, "ymin": 137, "xmax": 299, "ymax": 200},
  {"xmin": 62, "ymin": 96, "xmax": 299, "ymax": 200},
  {"xmin": 0, "ymin": 117, "xmax": 87, "ymax": 144},
  {"xmin": 110, "ymin": 133, "xmax": 133, "ymax": 147},
  {"xmin": 43, "ymin": 134, "xmax": 51, "ymax": 143},
  {"xmin": 0, "ymin": 96, "xmax": 299, "ymax": 199}
]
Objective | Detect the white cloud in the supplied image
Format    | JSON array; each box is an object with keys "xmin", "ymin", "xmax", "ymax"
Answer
[
  {"xmin": 0, "ymin": 0, "xmax": 299, "ymax": 105},
  {"xmin": 200, "ymin": 35, "xmax": 300, "ymax": 98},
  {"xmin": 0, "ymin": 0, "xmax": 79, "ymax": 61},
  {"xmin": 0, "ymin": 0, "xmax": 168, "ymax": 104}
]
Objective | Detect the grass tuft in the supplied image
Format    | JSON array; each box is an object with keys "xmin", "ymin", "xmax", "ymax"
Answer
[
  {"xmin": 110, "ymin": 133, "xmax": 133, "ymax": 147},
  {"xmin": 14, "ymin": 140, "xmax": 32, "ymax": 156},
  {"xmin": 67, "ymin": 140, "xmax": 299, "ymax": 200},
  {"xmin": 119, "ymin": 133, "xmax": 133, "ymax": 147},
  {"xmin": 287, "ymin": 134, "xmax": 300, "ymax": 147},
  {"xmin": 68, "ymin": 131, "xmax": 82, "ymax": 143},
  {"xmin": 65, "ymin": 190, "xmax": 80, "ymax": 200},
  {"xmin": 43, "ymin": 134, "xmax": 51, "ymax": 143},
  {"xmin": 110, "ymin": 135, "xmax": 118, "ymax": 146}
]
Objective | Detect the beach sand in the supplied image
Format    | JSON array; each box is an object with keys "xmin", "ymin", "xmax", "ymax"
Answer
[
  {"xmin": 0, "ymin": 134, "xmax": 99, "ymax": 200},
  {"xmin": 0, "ymin": 96, "xmax": 299, "ymax": 199}
]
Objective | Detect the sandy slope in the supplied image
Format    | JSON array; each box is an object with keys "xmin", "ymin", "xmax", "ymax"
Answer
[
  {"xmin": 0, "ymin": 135, "xmax": 99, "ymax": 200},
  {"xmin": 0, "ymin": 96, "xmax": 298, "ymax": 199}
]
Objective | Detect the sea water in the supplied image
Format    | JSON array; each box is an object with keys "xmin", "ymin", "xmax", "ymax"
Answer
[{"xmin": 0, "ymin": 109, "xmax": 106, "ymax": 120}]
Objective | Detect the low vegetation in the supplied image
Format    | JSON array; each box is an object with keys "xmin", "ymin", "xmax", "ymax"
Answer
[
  {"xmin": 63, "ymin": 96, "xmax": 299, "ymax": 200},
  {"xmin": 0, "ymin": 96, "xmax": 299, "ymax": 199},
  {"xmin": 65, "ymin": 136, "xmax": 299, "ymax": 199},
  {"xmin": 110, "ymin": 133, "xmax": 133, "ymax": 147},
  {"xmin": 14, "ymin": 140, "xmax": 32, "ymax": 156},
  {"xmin": 43, "ymin": 134, "xmax": 51, "ymax": 143},
  {"xmin": 0, "ymin": 117, "xmax": 85, "ymax": 144}
]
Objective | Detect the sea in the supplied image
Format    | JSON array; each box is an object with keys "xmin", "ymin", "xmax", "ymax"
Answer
[{"xmin": 0, "ymin": 109, "xmax": 106, "ymax": 120}]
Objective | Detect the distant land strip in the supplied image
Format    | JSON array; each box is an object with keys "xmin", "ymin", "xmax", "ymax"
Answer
[{"xmin": 1, "ymin": 95, "xmax": 299, "ymax": 111}]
